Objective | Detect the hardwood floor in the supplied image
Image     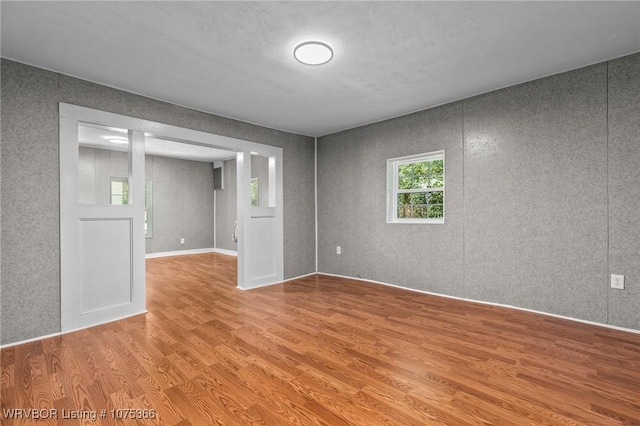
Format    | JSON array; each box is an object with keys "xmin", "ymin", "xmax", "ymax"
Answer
[{"xmin": 2, "ymin": 252, "xmax": 640, "ymax": 425}]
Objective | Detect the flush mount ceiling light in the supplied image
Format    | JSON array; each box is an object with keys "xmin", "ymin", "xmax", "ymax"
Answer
[{"xmin": 294, "ymin": 41, "xmax": 333, "ymax": 65}]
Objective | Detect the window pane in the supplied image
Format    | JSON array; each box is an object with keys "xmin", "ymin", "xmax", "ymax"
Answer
[
  {"xmin": 250, "ymin": 178, "xmax": 259, "ymax": 207},
  {"xmin": 429, "ymin": 159, "xmax": 444, "ymax": 188},
  {"xmin": 410, "ymin": 192, "xmax": 427, "ymax": 204},
  {"xmin": 398, "ymin": 205, "xmax": 409, "ymax": 218},
  {"xmin": 431, "ymin": 159, "xmax": 443, "ymax": 174},
  {"xmin": 398, "ymin": 162, "xmax": 429, "ymax": 189},
  {"xmin": 110, "ymin": 178, "xmax": 129, "ymax": 205},
  {"xmin": 404, "ymin": 206, "xmax": 413, "ymax": 218},
  {"xmin": 398, "ymin": 164, "xmax": 412, "ymax": 180},
  {"xmin": 428, "ymin": 191, "xmax": 443, "ymax": 204},
  {"xmin": 413, "ymin": 205, "xmax": 428, "ymax": 218},
  {"xmin": 398, "ymin": 164, "xmax": 413, "ymax": 189},
  {"xmin": 78, "ymin": 123, "xmax": 130, "ymax": 205},
  {"xmin": 389, "ymin": 151, "xmax": 444, "ymax": 223},
  {"xmin": 413, "ymin": 175, "xmax": 429, "ymax": 189},
  {"xmin": 430, "ymin": 176, "xmax": 444, "ymax": 188},
  {"xmin": 251, "ymin": 154, "xmax": 275, "ymax": 207},
  {"xmin": 428, "ymin": 205, "xmax": 444, "ymax": 218},
  {"xmin": 397, "ymin": 203, "xmax": 444, "ymax": 219},
  {"xmin": 399, "ymin": 159, "xmax": 444, "ymax": 190}
]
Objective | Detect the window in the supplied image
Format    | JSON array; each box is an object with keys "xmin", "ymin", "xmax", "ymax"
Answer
[
  {"xmin": 110, "ymin": 177, "xmax": 129, "ymax": 205},
  {"xmin": 110, "ymin": 177, "xmax": 153, "ymax": 238},
  {"xmin": 250, "ymin": 178, "xmax": 259, "ymax": 207},
  {"xmin": 387, "ymin": 150, "xmax": 444, "ymax": 224}
]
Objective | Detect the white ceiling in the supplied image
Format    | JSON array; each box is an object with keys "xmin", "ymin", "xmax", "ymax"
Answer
[{"xmin": 2, "ymin": 2, "xmax": 639, "ymax": 137}]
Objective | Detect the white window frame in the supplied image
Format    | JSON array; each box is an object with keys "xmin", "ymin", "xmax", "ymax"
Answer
[
  {"xmin": 386, "ymin": 150, "xmax": 445, "ymax": 224},
  {"xmin": 109, "ymin": 177, "xmax": 153, "ymax": 238},
  {"xmin": 110, "ymin": 177, "xmax": 129, "ymax": 205}
]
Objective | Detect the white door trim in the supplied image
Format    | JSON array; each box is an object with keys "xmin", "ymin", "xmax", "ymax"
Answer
[
  {"xmin": 60, "ymin": 103, "xmax": 284, "ymax": 331},
  {"xmin": 59, "ymin": 115, "xmax": 81, "ymax": 332},
  {"xmin": 236, "ymin": 149, "xmax": 284, "ymax": 289},
  {"xmin": 60, "ymin": 113, "xmax": 147, "ymax": 332}
]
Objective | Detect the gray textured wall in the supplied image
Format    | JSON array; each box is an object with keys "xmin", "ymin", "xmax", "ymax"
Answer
[
  {"xmin": 608, "ymin": 54, "xmax": 640, "ymax": 329},
  {"xmin": 1, "ymin": 63, "xmax": 60, "ymax": 344},
  {"xmin": 4, "ymin": 54, "xmax": 638, "ymax": 345},
  {"xmin": 215, "ymin": 158, "xmax": 237, "ymax": 252},
  {"xmin": 78, "ymin": 147, "xmax": 129, "ymax": 204},
  {"xmin": 318, "ymin": 53, "xmax": 640, "ymax": 331},
  {"xmin": 463, "ymin": 64, "xmax": 608, "ymax": 323},
  {"xmin": 318, "ymin": 103, "xmax": 465, "ymax": 296},
  {"xmin": 0, "ymin": 59, "xmax": 315, "ymax": 344},
  {"xmin": 144, "ymin": 155, "xmax": 215, "ymax": 254}
]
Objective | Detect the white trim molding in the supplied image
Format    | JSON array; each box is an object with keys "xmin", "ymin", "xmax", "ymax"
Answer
[
  {"xmin": 236, "ymin": 272, "xmax": 317, "ymax": 291},
  {"xmin": 145, "ymin": 248, "xmax": 238, "ymax": 259},
  {"xmin": 0, "ymin": 311, "xmax": 148, "ymax": 349},
  {"xmin": 212, "ymin": 248, "xmax": 238, "ymax": 257},
  {"xmin": 281, "ymin": 272, "xmax": 317, "ymax": 283},
  {"xmin": 316, "ymin": 272, "xmax": 640, "ymax": 336},
  {"xmin": 146, "ymin": 248, "xmax": 215, "ymax": 259}
]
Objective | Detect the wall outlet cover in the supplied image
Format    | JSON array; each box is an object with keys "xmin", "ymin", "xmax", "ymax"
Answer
[{"xmin": 611, "ymin": 274, "xmax": 624, "ymax": 290}]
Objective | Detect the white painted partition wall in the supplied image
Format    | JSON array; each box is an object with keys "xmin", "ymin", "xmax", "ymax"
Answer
[
  {"xmin": 60, "ymin": 103, "xmax": 284, "ymax": 332},
  {"xmin": 60, "ymin": 112, "xmax": 146, "ymax": 332},
  {"xmin": 236, "ymin": 149, "xmax": 284, "ymax": 290}
]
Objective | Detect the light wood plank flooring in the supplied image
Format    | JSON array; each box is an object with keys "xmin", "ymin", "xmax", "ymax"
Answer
[{"xmin": 2, "ymin": 252, "xmax": 640, "ymax": 425}]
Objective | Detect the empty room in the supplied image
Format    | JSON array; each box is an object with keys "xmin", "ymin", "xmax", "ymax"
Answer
[{"xmin": 1, "ymin": 2, "xmax": 640, "ymax": 425}]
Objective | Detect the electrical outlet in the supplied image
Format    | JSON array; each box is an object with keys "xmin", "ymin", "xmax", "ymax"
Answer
[
  {"xmin": 336, "ymin": 246, "xmax": 341, "ymax": 255},
  {"xmin": 180, "ymin": 238, "xmax": 185, "ymax": 245},
  {"xmin": 611, "ymin": 274, "xmax": 624, "ymax": 290}
]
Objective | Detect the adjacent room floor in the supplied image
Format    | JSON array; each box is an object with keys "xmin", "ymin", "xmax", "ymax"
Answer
[{"xmin": 2, "ymin": 252, "xmax": 639, "ymax": 425}]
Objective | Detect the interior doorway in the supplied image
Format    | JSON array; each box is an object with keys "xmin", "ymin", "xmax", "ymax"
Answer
[
  {"xmin": 137, "ymin": 134, "xmax": 238, "ymax": 258},
  {"xmin": 59, "ymin": 103, "xmax": 284, "ymax": 333}
]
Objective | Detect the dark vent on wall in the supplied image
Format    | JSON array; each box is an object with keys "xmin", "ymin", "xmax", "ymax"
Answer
[{"xmin": 213, "ymin": 164, "xmax": 224, "ymax": 190}]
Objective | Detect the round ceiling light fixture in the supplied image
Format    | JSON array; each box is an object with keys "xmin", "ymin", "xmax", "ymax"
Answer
[{"xmin": 294, "ymin": 41, "xmax": 333, "ymax": 65}]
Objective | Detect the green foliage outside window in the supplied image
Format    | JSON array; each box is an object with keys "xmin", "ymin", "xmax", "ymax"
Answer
[
  {"xmin": 397, "ymin": 159, "xmax": 443, "ymax": 219},
  {"xmin": 250, "ymin": 178, "xmax": 259, "ymax": 207}
]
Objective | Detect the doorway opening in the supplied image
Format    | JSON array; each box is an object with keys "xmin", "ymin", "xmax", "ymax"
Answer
[{"xmin": 60, "ymin": 103, "xmax": 283, "ymax": 333}]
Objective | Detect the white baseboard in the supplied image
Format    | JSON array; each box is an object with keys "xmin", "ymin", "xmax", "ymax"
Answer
[
  {"xmin": 11, "ymin": 270, "xmax": 634, "ymax": 348},
  {"xmin": 146, "ymin": 248, "xmax": 238, "ymax": 259},
  {"xmin": 316, "ymin": 272, "xmax": 640, "ymax": 336},
  {"xmin": 0, "ymin": 331, "xmax": 62, "ymax": 349},
  {"xmin": 236, "ymin": 281, "xmax": 279, "ymax": 291},
  {"xmin": 146, "ymin": 248, "xmax": 216, "ymax": 259},
  {"xmin": 212, "ymin": 248, "xmax": 238, "ymax": 257},
  {"xmin": 0, "ymin": 310, "xmax": 148, "ymax": 349},
  {"xmin": 236, "ymin": 272, "xmax": 317, "ymax": 291},
  {"xmin": 282, "ymin": 272, "xmax": 316, "ymax": 283}
]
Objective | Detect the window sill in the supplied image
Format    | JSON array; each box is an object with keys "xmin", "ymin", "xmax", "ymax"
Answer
[{"xmin": 387, "ymin": 218, "xmax": 445, "ymax": 225}]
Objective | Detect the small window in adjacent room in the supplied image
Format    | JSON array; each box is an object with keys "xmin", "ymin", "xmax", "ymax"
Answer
[
  {"xmin": 110, "ymin": 177, "xmax": 129, "ymax": 205},
  {"xmin": 387, "ymin": 150, "xmax": 444, "ymax": 224},
  {"xmin": 250, "ymin": 178, "xmax": 259, "ymax": 207},
  {"xmin": 110, "ymin": 177, "xmax": 153, "ymax": 238}
]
